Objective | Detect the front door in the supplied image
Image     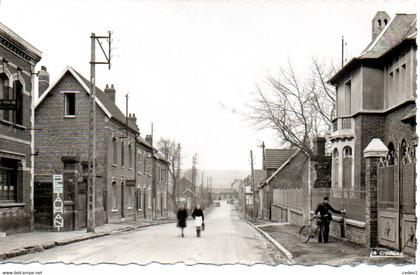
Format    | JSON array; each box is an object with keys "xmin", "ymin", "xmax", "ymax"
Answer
[
  {"xmin": 34, "ymin": 178, "xmax": 53, "ymax": 232},
  {"xmin": 78, "ymin": 180, "xmax": 87, "ymax": 228}
]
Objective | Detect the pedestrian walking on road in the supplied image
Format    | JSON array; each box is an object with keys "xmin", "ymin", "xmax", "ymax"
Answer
[
  {"xmin": 177, "ymin": 204, "xmax": 188, "ymax": 238},
  {"xmin": 314, "ymin": 196, "xmax": 344, "ymax": 243},
  {"xmin": 192, "ymin": 204, "xmax": 204, "ymax": 237}
]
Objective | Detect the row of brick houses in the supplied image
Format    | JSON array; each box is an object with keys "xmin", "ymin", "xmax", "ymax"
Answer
[
  {"xmin": 246, "ymin": 11, "xmax": 417, "ymax": 255},
  {"xmin": 0, "ymin": 22, "xmax": 170, "ymax": 234},
  {"xmin": 34, "ymin": 66, "xmax": 170, "ymax": 231}
]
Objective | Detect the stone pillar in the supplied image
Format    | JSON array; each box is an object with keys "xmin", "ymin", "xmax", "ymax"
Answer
[
  {"xmin": 363, "ymin": 138, "xmax": 388, "ymax": 248},
  {"xmin": 62, "ymin": 156, "xmax": 80, "ymax": 231}
]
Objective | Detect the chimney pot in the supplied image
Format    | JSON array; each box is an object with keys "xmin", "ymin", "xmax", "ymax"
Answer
[
  {"xmin": 104, "ymin": 83, "xmax": 116, "ymax": 103},
  {"xmin": 38, "ymin": 65, "xmax": 49, "ymax": 98}
]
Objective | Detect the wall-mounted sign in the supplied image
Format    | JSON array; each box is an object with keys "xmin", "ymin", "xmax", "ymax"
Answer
[
  {"xmin": 53, "ymin": 174, "xmax": 64, "ymax": 232},
  {"xmin": 0, "ymin": 99, "xmax": 16, "ymax": 110}
]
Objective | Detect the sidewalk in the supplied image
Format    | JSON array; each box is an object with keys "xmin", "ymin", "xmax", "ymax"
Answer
[
  {"xmin": 0, "ymin": 218, "xmax": 175, "ymax": 261},
  {"xmin": 247, "ymin": 220, "xmax": 415, "ymax": 266}
]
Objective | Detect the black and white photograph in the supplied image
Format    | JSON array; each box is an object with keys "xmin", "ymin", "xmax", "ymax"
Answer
[{"xmin": 0, "ymin": 0, "xmax": 417, "ymax": 274}]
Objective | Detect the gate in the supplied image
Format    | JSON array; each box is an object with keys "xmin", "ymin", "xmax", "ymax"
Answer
[
  {"xmin": 377, "ymin": 144, "xmax": 416, "ymax": 254},
  {"xmin": 34, "ymin": 175, "xmax": 53, "ymax": 232}
]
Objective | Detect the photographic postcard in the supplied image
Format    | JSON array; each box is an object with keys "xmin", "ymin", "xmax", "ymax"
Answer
[{"xmin": 0, "ymin": 0, "xmax": 417, "ymax": 274}]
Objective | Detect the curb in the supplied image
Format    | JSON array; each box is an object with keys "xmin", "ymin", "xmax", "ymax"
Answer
[
  {"xmin": 245, "ymin": 220, "xmax": 295, "ymax": 265},
  {"xmin": 0, "ymin": 220, "xmax": 175, "ymax": 261}
]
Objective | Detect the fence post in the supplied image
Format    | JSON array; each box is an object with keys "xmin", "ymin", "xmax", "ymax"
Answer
[{"xmin": 363, "ymin": 139, "xmax": 388, "ymax": 248}]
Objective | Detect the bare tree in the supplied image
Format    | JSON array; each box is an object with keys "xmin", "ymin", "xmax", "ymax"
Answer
[
  {"xmin": 250, "ymin": 58, "xmax": 335, "ymax": 157},
  {"xmin": 156, "ymin": 138, "xmax": 182, "ymax": 212}
]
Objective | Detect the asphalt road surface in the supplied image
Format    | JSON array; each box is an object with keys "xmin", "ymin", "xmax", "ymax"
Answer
[{"xmin": 11, "ymin": 202, "xmax": 286, "ymax": 265}]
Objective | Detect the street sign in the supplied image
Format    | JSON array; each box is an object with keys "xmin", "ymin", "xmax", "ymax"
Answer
[
  {"xmin": 53, "ymin": 174, "xmax": 64, "ymax": 232},
  {"xmin": 0, "ymin": 99, "xmax": 16, "ymax": 110}
]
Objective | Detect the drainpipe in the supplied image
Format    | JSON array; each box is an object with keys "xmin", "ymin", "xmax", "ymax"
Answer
[{"xmin": 30, "ymin": 66, "xmax": 36, "ymax": 231}]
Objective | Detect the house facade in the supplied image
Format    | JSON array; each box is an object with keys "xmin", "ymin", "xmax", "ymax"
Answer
[
  {"xmin": 329, "ymin": 12, "xmax": 416, "ymax": 252},
  {"xmin": 0, "ymin": 22, "xmax": 42, "ymax": 234},
  {"xmin": 34, "ymin": 66, "xmax": 139, "ymax": 230}
]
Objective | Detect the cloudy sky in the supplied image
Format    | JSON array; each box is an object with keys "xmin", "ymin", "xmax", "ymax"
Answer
[{"xmin": 0, "ymin": 0, "xmax": 416, "ymax": 171}]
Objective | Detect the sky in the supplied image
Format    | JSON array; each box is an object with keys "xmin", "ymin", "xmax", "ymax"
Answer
[{"xmin": 0, "ymin": 0, "xmax": 416, "ymax": 171}]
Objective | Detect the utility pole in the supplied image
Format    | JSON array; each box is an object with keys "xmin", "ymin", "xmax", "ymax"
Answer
[
  {"xmin": 192, "ymin": 154, "xmax": 198, "ymax": 207},
  {"xmin": 341, "ymin": 35, "xmax": 344, "ymax": 68},
  {"xmin": 87, "ymin": 31, "xmax": 112, "ymax": 233},
  {"xmin": 250, "ymin": 150, "xmax": 256, "ymax": 220}
]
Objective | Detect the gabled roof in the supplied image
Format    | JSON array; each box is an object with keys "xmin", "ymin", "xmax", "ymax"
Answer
[
  {"xmin": 361, "ymin": 14, "xmax": 416, "ymax": 59},
  {"xmin": 265, "ymin": 148, "xmax": 297, "ymax": 170},
  {"xmin": 254, "ymin": 169, "xmax": 267, "ymax": 186},
  {"xmin": 329, "ymin": 13, "xmax": 417, "ymax": 84},
  {"xmin": 35, "ymin": 66, "xmax": 138, "ymax": 132},
  {"xmin": 262, "ymin": 149, "xmax": 302, "ymax": 186}
]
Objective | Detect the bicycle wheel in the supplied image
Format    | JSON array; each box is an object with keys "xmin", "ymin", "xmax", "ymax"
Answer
[{"xmin": 299, "ymin": 225, "xmax": 312, "ymax": 243}]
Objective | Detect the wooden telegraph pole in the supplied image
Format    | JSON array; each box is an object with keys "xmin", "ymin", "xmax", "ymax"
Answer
[
  {"xmin": 88, "ymin": 31, "xmax": 112, "ymax": 233},
  {"xmin": 250, "ymin": 150, "xmax": 256, "ymax": 220}
]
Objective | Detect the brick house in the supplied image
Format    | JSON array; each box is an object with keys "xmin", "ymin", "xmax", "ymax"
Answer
[
  {"xmin": 328, "ymin": 12, "xmax": 416, "ymax": 252},
  {"xmin": 257, "ymin": 147, "xmax": 296, "ymax": 220},
  {"xmin": 0, "ymin": 22, "xmax": 42, "ymax": 234},
  {"xmin": 153, "ymin": 149, "xmax": 170, "ymax": 219},
  {"xmin": 135, "ymin": 136, "xmax": 154, "ymax": 220},
  {"xmin": 34, "ymin": 66, "xmax": 139, "ymax": 230}
]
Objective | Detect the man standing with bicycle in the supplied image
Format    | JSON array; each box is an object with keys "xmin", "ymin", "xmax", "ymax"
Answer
[{"xmin": 314, "ymin": 196, "xmax": 344, "ymax": 243}]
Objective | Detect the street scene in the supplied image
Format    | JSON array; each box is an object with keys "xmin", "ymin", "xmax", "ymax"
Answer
[{"xmin": 0, "ymin": 0, "xmax": 417, "ymax": 274}]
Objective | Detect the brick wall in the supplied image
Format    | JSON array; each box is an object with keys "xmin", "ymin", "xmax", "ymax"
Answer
[
  {"xmin": 353, "ymin": 114, "xmax": 385, "ymax": 190},
  {"xmin": 0, "ymin": 46, "xmax": 36, "ymax": 234}
]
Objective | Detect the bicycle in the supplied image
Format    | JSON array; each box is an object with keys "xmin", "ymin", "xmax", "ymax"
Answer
[{"xmin": 298, "ymin": 214, "xmax": 327, "ymax": 243}]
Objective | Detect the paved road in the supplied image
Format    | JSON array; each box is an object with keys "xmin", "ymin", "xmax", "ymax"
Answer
[{"xmin": 11, "ymin": 202, "xmax": 286, "ymax": 265}]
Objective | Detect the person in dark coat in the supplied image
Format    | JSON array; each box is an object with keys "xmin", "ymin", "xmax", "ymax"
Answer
[
  {"xmin": 192, "ymin": 204, "xmax": 204, "ymax": 237},
  {"xmin": 314, "ymin": 196, "xmax": 344, "ymax": 243},
  {"xmin": 176, "ymin": 204, "xmax": 188, "ymax": 238}
]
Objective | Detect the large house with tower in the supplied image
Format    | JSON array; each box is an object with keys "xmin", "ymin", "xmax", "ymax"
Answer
[
  {"xmin": 329, "ymin": 11, "xmax": 416, "ymax": 254},
  {"xmin": 0, "ymin": 22, "xmax": 42, "ymax": 234}
]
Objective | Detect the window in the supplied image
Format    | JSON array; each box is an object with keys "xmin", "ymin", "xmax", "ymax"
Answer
[
  {"xmin": 137, "ymin": 152, "xmax": 141, "ymax": 174},
  {"xmin": 112, "ymin": 137, "xmax": 118, "ymax": 165},
  {"xmin": 0, "ymin": 74, "xmax": 10, "ymax": 121},
  {"xmin": 143, "ymin": 153, "xmax": 147, "ymax": 174},
  {"xmin": 378, "ymin": 19, "xmax": 382, "ymax": 27},
  {"xmin": 112, "ymin": 182, "xmax": 117, "ymax": 210},
  {"xmin": 0, "ymin": 159, "xmax": 18, "ymax": 202},
  {"xmin": 137, "ymin": 189, "xmax": 142, "ymax": 211},
  {"xmin": 128, "ymin": 144, "xmax": 133, "ymax": 169},
  {"xmin": 127, "ymin": 186, "xmax": 133, "ymax": 209},
  {"xmin": 401, "ymin": 63, "xmax": 407, "ymax": 96},
  {"xmin": 13, "ymin": 81, "xmax": 23, "ymax": 125},
  {"xmin": 163, "ymin": 191, "xmax": 167, "ymax": 210},
  {"xmin": 342, "ymin": 146, "xmax": 353, "ymax": 188},
  {"xmin": 64, "ymin": 92, "xmax": 76, "ymax": 116},
  {"xmin": 344, "ymin": 80, "xmax": 351, "ymax": 115},
  {"xmin": 332, "ymin": 149, "xmax": 339, "ymax": 187},
  {"xmin": 157, "ymin": 191, "xmax": 160, "ymax": 211},
  {"xmin": 161, "ymin": 167, "xmax": 166, "ymax": 183},
  {"xmin": 121, "ymin": 141, "xmax": 125, "ymax": 167},
  {"xmin": 384, "ymin": 19, "xmax": 388, "ymax": 25},
  {"xmin": 147, "ymin": 189, "xmax": 152, "ymax": 209}
]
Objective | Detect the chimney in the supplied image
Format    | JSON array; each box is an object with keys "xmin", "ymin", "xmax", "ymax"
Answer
[
  {"xmin": 312, "ymin": 136, "xmax": 326, "ymax": 157},
  {"xmin": 145, "ymin": 134, "xmax": 153, "ymax": 146},
  {"xmin": 128, "ymin": 113, "xmax": 139, "ymax": 131},
  {"xmin": 38, "ymin": 66, "xmax": 49, "ymax": 98},
  {"xmin": 104, "ymin": 84, "xmax": 116, "ymax": 103},
  {"xmin": 372, "ymin": 11, "xmax": 390, "ymax": 41}
]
